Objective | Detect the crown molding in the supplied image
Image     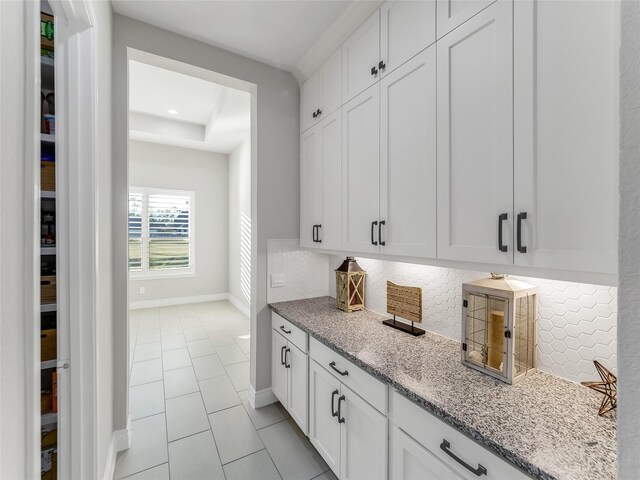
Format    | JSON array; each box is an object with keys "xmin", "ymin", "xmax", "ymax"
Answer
[{"xmin": 292, "ymin": 1, "xmax": 383, "ymax": 84}]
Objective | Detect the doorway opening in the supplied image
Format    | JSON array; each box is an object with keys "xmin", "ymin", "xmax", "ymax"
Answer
[{"xmin": 116, "ymin": 51, "xmax": 257, "ymax": 478}]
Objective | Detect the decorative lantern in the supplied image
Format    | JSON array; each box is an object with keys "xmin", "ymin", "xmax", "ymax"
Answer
[
  {"xmin": 335, "ymin": 257, "xmax": 365, "ymax": 312},
  {"xmin": 461, "ymin": 274, "xmax": 537, "ymax": 384}
]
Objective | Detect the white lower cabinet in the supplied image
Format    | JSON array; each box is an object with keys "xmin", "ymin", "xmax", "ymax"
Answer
[
  {"xmin": 340, "ymin": 383, "xmax": 387, "ymax": 480},
  {"xmin": 309, "ymin": 360, "xmax": 387, "ymax": 480},
  {"xmin": 271, "ymin": 327, "xmax": 308, "ymax": 434},
  {"xmin": 390, "ymin": 391, "xmax": 530, "ymax": 480},
  {"xmin": 390, "ymin": 426, "xmax": 463, "ymax": 480}
]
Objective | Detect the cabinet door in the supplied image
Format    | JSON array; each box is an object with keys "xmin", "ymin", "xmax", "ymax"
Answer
[
  {"xmin": 287, "ymin": 343, "xmax": 309, "ymax": 435},
  {"xmin": 513, "ymin": 0, "xmax": 618, "ymax": 275},
  {"xmin": 309, "ymin": 361, "xmax": 342, "ymax": 476},
  {"xmin": 340, "ymin": 384, "xmax": 387, "ymax": 480},
  {"xmin": 436, "ymin": 1, "xmax": 513, "ymax": 265},
  {"xmin": 342, "ymin": 10, "xmax": 380, "ymax": 103},
  {"xmin": 342, "ymin": 84, "xmax": 380, "ymax": 254},
  {"xmin": 271, "ymin": 330, "xmax": 288, "ymax": 409},
  {"xmin": 317, "ymin": 110, "xmax": 342, "ymax": 251},
  {"xmin": 436, "ymin": 0, "xmax": 495, "ymax": 39},
  {"xmin": 300, "ymin": 126, "xmax": 321, "ymax": 249},
  {"xmin": 390, "ymin": 427, "xmax": 464, "ymax": 480},
  {"xmin": 301, "ymin": 71, "xmax": 319, "ymax": 132},
  {"xmin": 380, "ymin": 46, "xmax": 437, "ymax": 258},
  {"xmin": 380, "ymin": 1, "xmax": 436, "ymax": 77},
  {"xmin": 318, "ymin": 48, "xmax": 342, "ymax": 118}
]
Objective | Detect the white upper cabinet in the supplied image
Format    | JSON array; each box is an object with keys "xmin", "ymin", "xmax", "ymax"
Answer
[
  {"xmin": 300, "ymin": 48, "xmax": 342, "ymax": 133},
  {"xmin": 318, "ymin": 48, "xmax": 342, "ymax": 120},
  {"xmin": 301, "ymin": 71, "xmax": 319, "ymax": 133},
  {"xmin": 342, "ymin": 84, "xmax": 380, "ymax": 254},
  {"xmin": 300, "ymin": 111, "xmax": 342, "ymax": 250},
  {"xmin": 513, "ymin": 0, "xmax": 619, "ymax": 275},
  {"xmin": 342, "ymin": 10, "xmax": 380, "ymax": 103},
  {"xmin": 436, "ymin": 1, "xmax": 513, "ymax": 265},
  {"xmin": 380, "ymin": 46, "xmax": 437, "ymax": 258},
  {"xmin": 300, "ymin": 126, "xmax": 321, "ymax": 248},
  {"xmin": 436, "ymin": 0, "xmax": 496, "ymax": 39},
  {"xmin": 380, "ymin": 1, "xmax": 436, "ymax": 78},
  {"xmin": 317, "ymin": 111, "xmax": 342, "ymax": 251}
]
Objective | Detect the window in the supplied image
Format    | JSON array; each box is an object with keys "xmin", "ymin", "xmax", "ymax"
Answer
[{"xmin": 129, "ymin": 187, "xmax": 195, "ymax": 277}]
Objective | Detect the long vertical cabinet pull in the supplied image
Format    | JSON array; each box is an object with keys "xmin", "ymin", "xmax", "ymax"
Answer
[
  {"xmin": 378, "ymin": 220, "xmax": 386, "ymax": 246},
  {"xmin": 337, "ymin": 395, "xmax": 346, "ymax": 423},
  {"xmin": 284, "ymin": 348, "xmax": 291, "ymax": 368},
  {"xmin": 312, "ymin": 225, "xmax": 317, "ymax": 243},
  {"xmin": 331, "ymin": 389, "xmax": 339, "ymax": 417},
  {"xmin": 371, "ymin": 221, "xmax": 379, "ymax": 245},
  {"xmin": 517, "ymin": 212, "xmax": 528, "ymax": 253},
  {"xmin": 316, "ymin": 224, "xmax": 322, "ymax": 243},
  {"xmin": 498, "ymin": 213, "xmax": 508, "ymax": 252}
]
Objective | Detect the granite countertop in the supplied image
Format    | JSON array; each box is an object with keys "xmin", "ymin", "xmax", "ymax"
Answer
[{"xmin": 269, "ymin": 296, "xmax": 616, "ymax": 480}]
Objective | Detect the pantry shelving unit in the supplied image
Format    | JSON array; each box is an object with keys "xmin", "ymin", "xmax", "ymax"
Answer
[{"xmin": 40, "ymin": 4, "xmax": 58, "ymax": 480}]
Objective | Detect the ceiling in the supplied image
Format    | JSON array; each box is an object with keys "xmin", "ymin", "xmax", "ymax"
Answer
[
  {"xmin": 112, "ymin": 0, "xmax": 354, "ymax": 72},
  {"xmin": 129, "ymin": 60, "xmax": 250, "ymax": 153}
]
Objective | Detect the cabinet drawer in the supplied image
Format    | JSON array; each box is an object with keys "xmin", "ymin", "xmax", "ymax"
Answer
[
  {"xmin": 310, "ymin": 337, "xmax": 386, "ymax": 413},
  {"xmin": 272, "ymin": 312, "xmax": 308, "ymax": 353},
  {"xmin": 390, "ymin": 391, "xmax": 530, "ymax": 480}
]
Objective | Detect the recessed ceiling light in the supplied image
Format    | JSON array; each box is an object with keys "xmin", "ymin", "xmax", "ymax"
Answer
[{"xmin": 167, "ymin": 109, "xmax": 178, "ymax": 115}]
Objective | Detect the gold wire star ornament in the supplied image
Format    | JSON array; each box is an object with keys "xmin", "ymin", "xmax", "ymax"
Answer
[{"xmin": 581, "ymin": 360, "xmax": 617, "ymax": 416}]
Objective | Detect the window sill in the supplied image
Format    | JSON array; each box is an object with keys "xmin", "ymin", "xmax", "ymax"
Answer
[{"xmin": 129, "ymin": 271, "xmax": 196, "ymax": 281}]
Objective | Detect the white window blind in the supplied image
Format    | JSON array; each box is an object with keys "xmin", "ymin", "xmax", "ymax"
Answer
[{"xmin": 129, "ymin": 188, "xmax": 195, "ymax": 277}]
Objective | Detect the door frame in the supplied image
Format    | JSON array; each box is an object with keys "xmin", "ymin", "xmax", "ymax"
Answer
[{"xmin": 46, "ymin": 1, "xmax": 99, "ymax": 478}]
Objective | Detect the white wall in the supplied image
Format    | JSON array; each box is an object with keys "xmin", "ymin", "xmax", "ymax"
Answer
[
  {"xmin": 228, "ymin": 136, "xmax": 251, "ymax": 312},
  {"xmin": 93, "ymin": 0, "xmax": 114, "ymax": 477},
  {"xmin": 112, "ymin": 14, "xmax": 300, "ymax": 427},
  {"xmin": 128, "ymin": 140, "xmax": 229, "ymax": 304},
  {"xmin": 326, "ymin": 255, "xmax": 617, "ymax": 384},
  {"xmin": 618, "ymin": 0, "xmax": 640, "ymax": 476}
]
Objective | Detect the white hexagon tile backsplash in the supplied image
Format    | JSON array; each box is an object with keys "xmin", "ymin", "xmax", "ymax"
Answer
[{"xmin": 268, "ymin": 241, "xmax": 617, "ymax": 384}]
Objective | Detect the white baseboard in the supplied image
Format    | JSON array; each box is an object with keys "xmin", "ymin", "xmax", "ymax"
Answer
[
  {"xmin": 129, "ymin": 293, "xmax": 228, "ymax": 310},
  {"xmin": 227, "ymin": 294, "xmax": 250, "ymax": 318},
  {"xmin": 248, "ymin": 384, "xmax": 278, "ymax": 409},
  {"xmin": 103, "ymin": 417, "xmax": 131, "ymax": 480}
]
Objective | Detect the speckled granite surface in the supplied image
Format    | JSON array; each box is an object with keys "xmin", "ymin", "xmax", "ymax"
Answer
[{"xmin": 269, "ymin": 296, "xmax": 616, "ymax": 480}]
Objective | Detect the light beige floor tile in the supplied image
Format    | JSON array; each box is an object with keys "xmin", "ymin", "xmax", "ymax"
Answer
[
  {"xmin": 223, "ymin": 449, "xmax": 281, "ymax": 480},
  {"xmin": 130, "ymin": 358, "xmax": 163, "ymax": 387},
  {"xmin": 164, "ymin": 366, "xmax": 199, "ymax": 399},
  {"xmin": 130, "ymin": 381, "xmax": 165, "ymax": 420},
  {"xmin": 168, "ymin": 430, "xmax": 224, "ymax": 480},
  {"xmin": 239, "ymin": 390, "xmax": 289, "ymax": 430},
  {"xmin": 119, "ymin": 463, "xmax": 169, "ymax": 480},
  {"xmin": 162, "ymin": 348, "xmax": 191, "ymax": 371},
  {"xmin": 216, "ymin": 344, "xmax": 247, "ymax": 366},
  {"xmin": 187, "ymin": 338, "xmax": 216, "ymax": 358},
  {"xmin": 134, "ymin": 342, "xmax": 161, "ymax": 362},
  {"xmin": 183, "ymin": 325, "xmax": 208, "ymax": 341},
  {"xmin": 114, "ymin": 414, "xmax": 168, "ymax": 479},
  {"xmin": 224, "ymin": 361, "xmax": 250, "ymax": 391},
  {"xmin": 200, "ymin": 375, "xmax": 241, "ymax": 413},
  {"xmin": 161, "ymin": 333, "xmax": 187, "ymax": 351},
  {"xmin": 166, "ymin": 392, "xmax": 210, "ymax": 441},
  {"xmin": 259, "ymin": 419, "xmax": 328, "ymax": 480},
  {"xmin": 192, "ymin": 354, "xmax": 226, "ymax": 381},
  {"xmin": 209, "ymin": 405, "xmax": 264, "ymax": 465}
]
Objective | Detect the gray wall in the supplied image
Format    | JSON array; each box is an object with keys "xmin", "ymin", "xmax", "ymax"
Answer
[
  {"xmin": 228, "ymin": 136, "xmax": 251, "ymax": 311},
  {"xmin": 618, "ymin": 0, "xmax": 640, "ymax": 477},
  {"xmin": 128, "ymin": 141, "xmax": 229, "ymax": 303},
  {"xmin": 112, "ymin": 13, "xmax": 299, "ymax": 428}
]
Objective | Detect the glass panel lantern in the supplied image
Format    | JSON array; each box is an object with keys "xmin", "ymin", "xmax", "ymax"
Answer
[
  {"xmin": 335, "ymin": 257, "xmax": 365, "ymax": 312},
  {"xmin": 461, "ymin": 274, "xmax": 537, "ymax": 384}
]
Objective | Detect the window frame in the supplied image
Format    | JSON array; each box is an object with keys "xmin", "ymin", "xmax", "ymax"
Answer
[{"xmin": 129, "ymin": 186, "xmax": 196, "ymax": 279}]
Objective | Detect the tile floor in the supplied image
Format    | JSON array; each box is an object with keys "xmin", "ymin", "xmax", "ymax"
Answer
[{"xmin": 115, "ymin": 301, "xmax": 335, "ymax": 480}]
